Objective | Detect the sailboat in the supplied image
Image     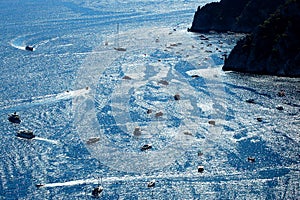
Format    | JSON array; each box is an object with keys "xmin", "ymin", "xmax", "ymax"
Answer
[{"xmin": 114, "ymin": 23, "xmax": 126, "ymax": 52}]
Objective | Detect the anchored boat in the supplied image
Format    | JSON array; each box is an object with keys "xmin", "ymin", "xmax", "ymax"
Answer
[
  {"xmin": 8, "ymin": 112, "xmax": 21, "ymax": 124},
  {"xmin": 141, "ymin": 144, "xmax": 152, "ymax": 151}
]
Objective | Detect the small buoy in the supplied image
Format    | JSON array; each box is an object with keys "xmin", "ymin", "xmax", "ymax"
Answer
[
  {"xmin": 86, "ymin": 86, "xmax": 89, "ymax": 90},
  {"xmin": 198, "ymin": 166, "xmax": 204, "ymax": 173},
  {"xmin": 133, "ymin": 127, "xmax": 142, "ymax": 136},
  {"xmin": 147, "ymin": 179, "xmax": 155, "ymax": 188},
  {"xmin": 174, "ymin": 94, "xmax": 180, "ymax": 101},
  {"xmin": 208, "ymin": 120, "xmax": 215, "ymax": 125},
  {"xmin": 248, "ymin": 157, "xmax": 255, "ymax": 162}
]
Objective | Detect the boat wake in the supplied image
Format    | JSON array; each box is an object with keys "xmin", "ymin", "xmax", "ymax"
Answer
[
  {"xmin": 40, "ymin": 165, "xmax": 293, "ymax": 189},
  {"xmin": 9, "ymin": 35, "xmax": 35, "ymax": 51},
  {"xmin": 34, "ymin": 137, "xmax": 59, "ymax": 145},
  {"xmin": 10, "ymin": 42, "xmax": 26, "ymax": 51},
  {"xmin": 0, "ymin": 88, "xmax": 90, "ymax": 111}
]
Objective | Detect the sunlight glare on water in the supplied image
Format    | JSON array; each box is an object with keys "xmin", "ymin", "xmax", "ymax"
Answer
[{"xmin": 0, "ymin": 0, "xmax": 299, "ymax": 199}]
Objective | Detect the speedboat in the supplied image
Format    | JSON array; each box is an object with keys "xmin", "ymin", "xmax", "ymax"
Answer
[
  {"xmin": 246, "ymin": 99, "xmax": 255, "ymax": 104},
  {"xmin": 16, "ymin": 130, "xmax": 35, "ymax": 139},
  {"xmin": 92, "ymin": 186, "xmax": 103, "ymax": 197},
  {"xmin": 114, "ymin": 47, "xmax": 126, "ymax": 51},
  {"xmin": 8, "ymin": 112, "xmax": 21, "ymax": 124},
  {"xmin": 198, "ymin": 166, "xmax": 204, "ymax": 173},
  {"xmin": 141, "ymin": 144, "xmax": 152, "ymax": 151},
  {"xmin": 25, "ymin": 45, "xmax": 34, "ymax": 51},
  {"xmin": 36, "ymin": 184, "xmax": 44, "ymax": 188},
  {"xmin": 147, "ymin": 180, "xmax": 155, "ymax": 188}
]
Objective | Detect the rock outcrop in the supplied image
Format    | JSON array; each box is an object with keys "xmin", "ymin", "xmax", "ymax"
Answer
[
  {"xmin": 223, "ymin": 0, "xmax": 300, "ymax": 77},
  {"xmin": 190, "ymin": 0, "xmax": 285, "ymax": 33},
  {"xmin": 190, "ymin": 0, "xmax": 300, "ymax": 77}
]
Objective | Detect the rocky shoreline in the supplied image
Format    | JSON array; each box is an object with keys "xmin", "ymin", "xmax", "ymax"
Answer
[{"xmin": 190, "ymin": 0, "xmax": 300, "ymax": 77}]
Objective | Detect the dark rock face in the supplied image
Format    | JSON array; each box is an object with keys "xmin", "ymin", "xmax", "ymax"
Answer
[
  {"xmin": 223, "ymin": 0, "xmax": 300, "ymax": 77},
  {"xmin": 190, "ymin": 0, "xmax": 285, "ymax": 33},
  {"xmin": 189, "ymin": 0, "xmax": 248, "ymax": 32},
  {"xmin": 190, "ymin": 0, "xmax": 300, "ymax": 77}
]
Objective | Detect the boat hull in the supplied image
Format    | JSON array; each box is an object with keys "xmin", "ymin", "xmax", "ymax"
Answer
[{"xmin": 16, "ymin": 131, "xmax": 35, "ymax": 139}]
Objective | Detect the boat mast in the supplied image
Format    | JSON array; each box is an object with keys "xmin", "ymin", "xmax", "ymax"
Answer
[
  {"xmin": 114, "ymin": 23, "xmax": 126, "ymax": 51},
  {"xmin": 116, "ymin": 23, "xmax": 119, "ymax": 48}
]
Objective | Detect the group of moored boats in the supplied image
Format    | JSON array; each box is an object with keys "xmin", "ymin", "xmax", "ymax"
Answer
[{"xmin": 8, "ymin": 112, "xmax": 36, "ymax": 139}]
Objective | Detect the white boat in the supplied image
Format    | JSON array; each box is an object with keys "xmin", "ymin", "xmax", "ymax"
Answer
[{"xmin": 147, "ymin": 180, "xmax": 155, "ymax": 187}]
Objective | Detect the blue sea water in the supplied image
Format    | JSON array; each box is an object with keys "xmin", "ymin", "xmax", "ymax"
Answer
[{"xmin": 1, "ymin": 0, "xmax": 299, "ymax": 199}]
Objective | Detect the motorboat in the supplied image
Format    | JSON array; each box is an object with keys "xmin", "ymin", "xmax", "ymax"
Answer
[
  {"xmin": 133, "ymin": 127, "xmax": 142, "ymax": 136},
  {"xmin": 16, "ymin": 130, "xmax": 35, "ymax": 139},
  {"xmin": 246, "ymin": 99, "xmax": 255, "ymax": 104},
  {"xmin": 147, "ymin": 180, "xmax": 155, "ymax": 188},
  {"xmin": 174, "ymin": 94, "xmax": 180, "ymax": 101},
  {"xmin": 114, "ymin": 47, "xmax": 126, "ymax": 52},
  {"xmin": 208, "ymin": 120, "xmax": 216, "ymax": 125},
  {"xmin": 92, "ymin": 186, "xmax": 103, "ymax": 197},
  {"xmin": 8, "ymin": 112, "xmax": 21, "ymax": 124},
  {"xmin": 36, "ymin": 184, "xmax": 44, "ymax": 188},
  {"xmin": 25, "ymin": 45, "xmax": 34, "ymax": 51},
  {"xmin": 198, "ymin": 166, "xmax": 204, "ymax": 173},
  {"xmin": 141, "ymin": 144, "xmax": 152, "ymax": 151},
  {"xmin": 248, "ymin": 157, "xmax": 255, "ymax": 162},
  {"xmin": 86, "ymin": 137, "xmax": 100, "ymax": 145}
]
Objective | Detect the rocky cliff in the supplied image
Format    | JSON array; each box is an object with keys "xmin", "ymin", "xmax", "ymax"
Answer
[
  {"xmin": 190, "ymin": 0, "xmax": 285, "ymax": 33},
  {"xmin": 223, "ymin": 0, "xmax": 300, "ymax": 77},
  {"xmin": 190, "ymin": 0, "xmax": 300, "ymax": 77}
]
